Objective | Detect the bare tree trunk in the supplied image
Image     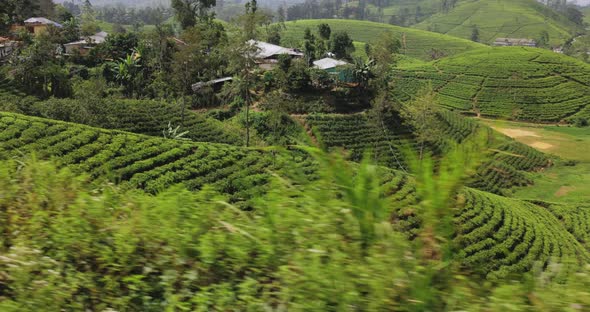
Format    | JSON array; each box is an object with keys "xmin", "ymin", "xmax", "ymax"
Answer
[{"xmin": 245, "ymin": 90, "xmax": 250, "ymax": 147}]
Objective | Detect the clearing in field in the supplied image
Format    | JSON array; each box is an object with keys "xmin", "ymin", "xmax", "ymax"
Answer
[{"xmin": 479, "ymin": 118, "xmax": 590, "ymax": 203}]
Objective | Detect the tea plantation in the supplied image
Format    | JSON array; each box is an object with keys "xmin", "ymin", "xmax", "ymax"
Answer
[
  {"xmin": 280, "ymin": 19, "xmax": 486, "ymax": 61},
  {"xmin": 1, "ymin": 112, "xmax": 586, "ymax": 281},
  {"xmin": 304, "ymin": 110, "xmax": 549, "ymax": 194},
  {"xmin": 392, "ymin": 47, "xmax": 590, "ymax": 122},
  {"xmin": 1, "ymin": 98, "xmax": 243, "ymax": 145}
]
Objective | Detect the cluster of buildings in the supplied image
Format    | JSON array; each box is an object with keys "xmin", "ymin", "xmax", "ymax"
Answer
[
  {"xmin": 0, "ymin": 17, "xmax": 107, "ymax": 61},
  {"xmin": 492, "ymin": 38, "xmax": 537, "ymax": 47},
  {"xmin": 192, "ymin": 40, "xmax": 352, "ymax": 92}
]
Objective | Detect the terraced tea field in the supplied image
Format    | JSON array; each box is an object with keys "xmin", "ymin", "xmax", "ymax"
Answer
[
  {"xmin": 392, "ymin": 47, "xmax": 590, "ymax": 123},
  {"xmin": 0, "ymin": 112, "xmax": 287, "ymax": 203},
  {"xmin": 303, "ymin": 111, "xmax": 549, "ymax": 194},
  {"xmin": 457, "ymin": 188, "xmax": 588, "ymax": 280},
  {"xmin": 280, "ymin": 19, "xmax": 486, "ymax": 61},
  {"xmin": 2, "ymin": 112, "xmax": 587, "ymax": 279},
  {"xmin": 33, "ymin": 98, "xmax": 243, "ymax": 145}
]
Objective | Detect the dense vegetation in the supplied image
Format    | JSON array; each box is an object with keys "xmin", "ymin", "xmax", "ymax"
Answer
[
  {"xmin": 392, "ymin": 47, "xmax": 590, "ymax": 123},
  {"xmin": 1, "ymin": 128, "xmax": 590, "ymax": 310},
  {"xmin": 0, "ymin": 97, "xmax": 243, "ymax": 144}
]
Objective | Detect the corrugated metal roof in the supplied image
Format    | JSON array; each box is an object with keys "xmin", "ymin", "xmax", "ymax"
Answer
[
  {"xmin": 64, "ymin": 32, "xmax": 108, "ymax": 46},
  {"xmin": 313, "ymin": 58, "xmax": 349, "ymax": 70},
  {"xmin": 24, "ymin": 17, "xmax": 62, "ymax": 27},
  {"xmin": 247, "ymin": 40, "xmax": 303, "ymax": 59}
]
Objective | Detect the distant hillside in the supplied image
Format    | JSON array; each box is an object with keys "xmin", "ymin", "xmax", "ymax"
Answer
[
  {"xmin": 391, "ymin": 47, "xmax": 590, "ymax": 122},
  {"xmin": 280, "ymin": 19, "xmax": 486, "ymax": 61},
  {"xmin": 414, "ymin": 0, "xmax": 580, "ymax": 46}
]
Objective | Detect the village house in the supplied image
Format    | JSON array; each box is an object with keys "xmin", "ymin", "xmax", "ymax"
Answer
[
  {"xmin": 0, "ymin": 37, "xmax": 18, "ymax": 61},
  {"xmin": 10, "ymin": 17, "xmax": 62, "ymax": 36},
  {"xmin": 64, "ymin": 31, "xmax": 108, "ymax": 55},
  {"xmin": 313, "ymin": 57, "xmax": 353, "ymax": 82},
  {"xmin": 248, "ymin": 40, "xmax": 304, "ymax": 70},
  {"xmin": 493, "ymin": 38, "xmax": 537, "ymax": 47}
]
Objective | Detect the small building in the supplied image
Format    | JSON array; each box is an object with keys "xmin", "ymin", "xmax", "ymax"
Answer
[
  {"xmin": 0, "ymin": 37, "xmax": 17, "ymax": 61},
  {"xmin": 64, "ymin": 31, "xmax": 108, "ymax": 55},
  {"xmin": 493, "ymin": 38, "xmax": 537, "ymax": 47},
  {"xmin": 313, "ymin": 57, "xmax": 353, "ymax": 82},
  {"xmin": 192, "ymin": 77, "xmax": 233, "ymax": 93},
  {"xmin": 247, "ymin": 40, "xmax": 303, "ymax": 70},
  {"xmin": 11, "ymin": 17, "xmax": 62, "ymax": 36}
]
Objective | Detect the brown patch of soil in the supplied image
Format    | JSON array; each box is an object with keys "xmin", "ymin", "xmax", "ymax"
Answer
[
  {"xmin": 530, "ymin": 142, "xmax": 554, "ymax": 150},
  {"xmin": 555, "ymin": 186, "xmax": 576, "ymax": 197}
]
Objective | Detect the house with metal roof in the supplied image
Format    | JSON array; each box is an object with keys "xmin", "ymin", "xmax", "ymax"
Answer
[
  {"xmin": 313, "ymin": 57, "xmax": 353, "ymax": 82},
  {"xmin": 64, "ymin": 31, "xmax": 108, "ymax": 55},
  {"xmin": 247, "ymin": 40, "xmax": 303, "ymax": 70},
  {"xmin": 11, "ymin": 17, "xmax": 63, "ymax": 37},
  {"xmin": 313, "ymin": 58, "xmax": 349, "ymax": 70}
]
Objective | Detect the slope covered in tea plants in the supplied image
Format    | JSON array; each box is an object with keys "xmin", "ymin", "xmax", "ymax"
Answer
[
  {"xmin": 0, "ymin": 112, "xmax": 288, "ymax": 203},
  {"xmin": 456, "ymin": 188, "xmax": 588, "ymax": 280},
  {"xmin": 0, "ymin": 98, "xmax": 243, "ymax": 145},
  {"xmin": 392, "ymin": 47, "xmax": 590, "ymax": 123},
  {"xmin": 1, "ymin": 112, "xmax": 587, "ymax": 280},
  {"xmin": 304, "ymin": 110, "xmax": 549, "ymax": 194},
  {"xmin": 280, "ymin": 19, "xmax": 486, "ymax": 61},
  {"xmin": 414, "ymin": 0, "xmax": 579, "ymax": 45}
]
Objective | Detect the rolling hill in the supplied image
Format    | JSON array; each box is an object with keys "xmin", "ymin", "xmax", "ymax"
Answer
[
  {"xmin": 414, "ymin": 0, "xmax": 580, "ymax": 46},
  {"xmin": 391, "ymin": 47, "xmax": 590, "ymax": 122},
  {"xmin": 280, "ymin": 19, "xmax": 487, "ymax": 61}
]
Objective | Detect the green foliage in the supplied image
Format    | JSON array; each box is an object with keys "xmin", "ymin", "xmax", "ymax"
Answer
[
  {"xmin": 317, "ymin": 23, "xmax": 331, "ymax": 40},
  {"xmin": 0, "ymin": 146, "xmax": 589, "ymax": 310},
  {"xmin": 330, "ymin": 30, "xmax": 355, "ymax": 60},
  {"xmin": 171, "ymin": 0, "xmax": 216, "ymax": 29},
  {"xmin": 286, "ymin": 59, "xmax": 311, "ymax": 92},
  {"xmin": 6, "ymin": 98, "xmax": 242, "ymax": 145}
]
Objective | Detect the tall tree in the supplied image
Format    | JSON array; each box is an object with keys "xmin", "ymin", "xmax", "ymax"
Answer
[
  {"xmin": 470, "ymin": 25, "xmax": 479, "ymax": 42},
  {"xmin": 317, "ymin": 23, "xmax": 331, "ymax": 41},
  {"xmin": 400, "ymin": 85, "xmax": 442, "ymax": 160},
  {"xmin": 330, "ymin": 30, "xmax": 355, "ymax": 60},
  {"xmin": 80, "ymin": 0, "xmax": 99, "ymax": 36},
  {"xmin": 171, "ymin": 0, "xmax": 216, "ymax": 30}
]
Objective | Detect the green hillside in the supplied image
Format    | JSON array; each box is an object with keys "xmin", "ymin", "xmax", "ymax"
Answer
[
  {"xmin": 303, "ymin": 110, "xmax": 549, "ymax": 194},
  {"xmin": 392, "ymin": 47, "xmax": 590, "ymax": 122},
  {"xmin": 280, "ymin": 19, "xmax": 486, "ymax": 61},
  {"xmin": 0, "ymin": 112, "xmax": 293, "ymax": 202},
  {"xmin": 1, "ymin": 112, "xmax": 587, "ymax": 282},
  {"xmin": 414, "ymin": 0, "xmax": 579, "ymax": 45},
  {"xmin": 0, "ymin": 98, "xmax": 243, "ymax": 145}
]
